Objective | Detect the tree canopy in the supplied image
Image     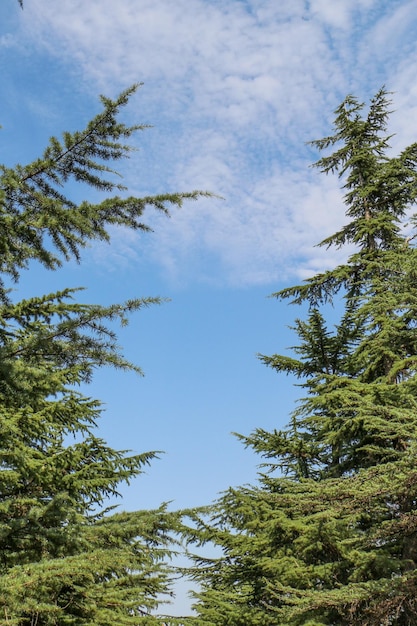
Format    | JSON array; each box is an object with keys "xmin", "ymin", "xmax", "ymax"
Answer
[
  {"xmin": 0, "ymin": 83, "xmax": 205, "ymax": 624},
  {"xmin": 186, "ymin": 89, "xmax": 417, "ymax": 625}
]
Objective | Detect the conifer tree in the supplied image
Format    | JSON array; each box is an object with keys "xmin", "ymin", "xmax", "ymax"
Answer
[
  {"xmin": 187, "ymin": 89, "xmax": 417, "ymax": 625},
  {"xmin": 0, "ymin": 84, "xmax": 204, "ymax": 624}
]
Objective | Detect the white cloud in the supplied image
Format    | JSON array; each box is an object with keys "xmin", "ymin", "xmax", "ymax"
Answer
[
  {"xmin": 0, "ymin": 33, "xmax": 16, "ymax": 48},
  {"xmin": 17, "ymin": 0, "xmax": 417, "ymax": 287},
  {"xmin": 309, "ymin": 0, "xmax": 377, "ymax": 30}
]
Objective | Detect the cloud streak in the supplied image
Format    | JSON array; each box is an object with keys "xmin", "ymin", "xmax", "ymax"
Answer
[{"xmin": 17, "ymin": 0, "xmax": 417, "ymax": 287}]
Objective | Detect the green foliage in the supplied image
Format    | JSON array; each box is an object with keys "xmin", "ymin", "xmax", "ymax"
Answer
[
  {"xmin": 187, "ymin": 90, "xmax": 417, "ymax": 625},
  {"xmin": 0, "ymin": 83, "xmax": 206, "ymax": 623},
  {"xmin": 0, "ymin": 84, "xmax": 205, "ymax": 302}
]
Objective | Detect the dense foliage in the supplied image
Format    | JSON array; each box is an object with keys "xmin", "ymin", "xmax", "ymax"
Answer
[
  {"xmin": 0, "ymin": 84, "xmax": 204, "ymax": 624},
  {"xmin": 187, "ymin": 89, "xmax": 417, "ymax": 625}
]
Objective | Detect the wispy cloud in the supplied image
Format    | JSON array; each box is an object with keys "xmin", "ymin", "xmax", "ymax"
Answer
[{"xmin": 17, "ymin": 0, "xmax": 417, "ymax": 287}]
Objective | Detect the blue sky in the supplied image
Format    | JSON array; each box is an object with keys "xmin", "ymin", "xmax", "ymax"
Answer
[{"xmin": 2, "ymin": 0, "xmax": 417, "ymax": 615}]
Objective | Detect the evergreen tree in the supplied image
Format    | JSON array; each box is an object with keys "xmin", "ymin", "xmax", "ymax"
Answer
[
  {"xmin": 0, "ymin": 84, "xmax": 204, "ymax": 624},
  {"xmin": 187, "ymin": 89, "xmax": 417, "ymax": 625}
]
